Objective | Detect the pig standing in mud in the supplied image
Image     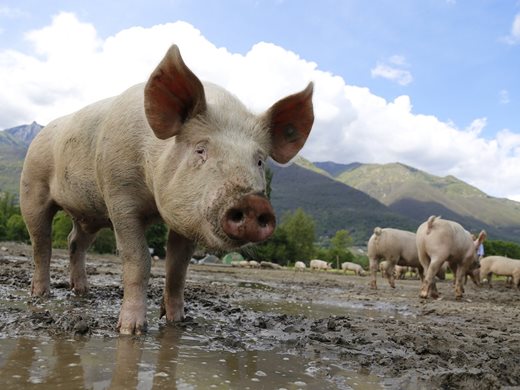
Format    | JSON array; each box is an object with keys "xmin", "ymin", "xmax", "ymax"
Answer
[
  {"xmin": 416, "ymin": 216, "xmax": 486, "ymax": 299},
  {"xmin": 480, "ymin": 256, "xmax": 520, "ymax": 289},
  {"xmin": 310, "ymin": 259, "xmax": 331, "ymax": 271},
  {"xmin": 341, "ymin": 261, "xmax": 366, "ymax": 276},
  {"xmin": 20, "ymin": 44, "xmax": 314, "ymax": 334},
  {"xmin": 367, "ymin": 227, "xmax": 423, "ymax": 289},
  {"xmin": 294, "ymin": 261, "xmax": 306, "ymax": 271}
]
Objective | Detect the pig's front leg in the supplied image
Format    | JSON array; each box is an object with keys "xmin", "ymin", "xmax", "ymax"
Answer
[
  {"xmin": 114, "ymin": 221, "xmax": 151, "ymax": 335},
  {"xmin": 161, "ymin": 230, "xmax": 195, "ymax": 322}
]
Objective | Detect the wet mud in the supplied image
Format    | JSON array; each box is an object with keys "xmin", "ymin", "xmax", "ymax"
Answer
[{"xmin": 1, "ymin": 242, "xmax": 519, "ymax": 389}]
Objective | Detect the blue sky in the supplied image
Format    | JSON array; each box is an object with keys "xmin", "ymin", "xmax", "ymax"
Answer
[{"xmin": 1, "ymin": 0, "xmax": 519, "ymax": 200}]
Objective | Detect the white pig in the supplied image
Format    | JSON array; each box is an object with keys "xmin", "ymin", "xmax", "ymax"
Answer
[
  {"xmin": 310, "ymin": 259, "xmax": 331, "ymax": 271},
  {"xmin": 416, "ymin": 216, "xmax": 486, "ymax": 299},
  {"xmin": 341, "ymin": 261, "xmax": 366, "ymax": 276},
  {"xmin": 248, "ymin": 260, "xmax": 260, "ymax": 268},
  {"xmin": 367, "ymin": 227, "xmax": 424, "ymax": 289},
  {"xmin": 294, "ymin": 261, "xmax": 306, "ymax": 271},
  {"xmin": 480, "ymin": 256, "xmax": 520, "ymax": 289},
  {"xmin": 20, "ymin": 44, "xmax": 314, "ymax": 334}
]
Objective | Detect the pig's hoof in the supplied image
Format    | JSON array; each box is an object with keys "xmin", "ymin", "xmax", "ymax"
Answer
[
  {"xmin": 161, "ymin": 296, "xmax": 185, "ymax": 321},
  {"xmin": 117, "ymin": 320, "xmax": 148, "ymax": 335},
  {"xmin": 71, "ymin": 285, "xmax": 89, "ymax": 296},
  {"xmin": 31, "ymin": 284, "xmax": 50, "ymax": 297},
  {"xmin": 118, "ymin": 303, "xmax": 148, "ymax": 335}
]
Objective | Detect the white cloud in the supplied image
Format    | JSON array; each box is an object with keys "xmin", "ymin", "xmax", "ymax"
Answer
[
  {"xmin": 499, "ymin": 89, "xmax": 510, "ymax": 104},
  {"xmin": 0, "ymin": 13, "xmax": 519, "ymax": 202},
  {"xmin": 502, "ymin": 13, "xmax": 520, "ymax": 45},
  {"xmin": 371, "ymin": 56, "xmax": 413, "ymax": 86}
]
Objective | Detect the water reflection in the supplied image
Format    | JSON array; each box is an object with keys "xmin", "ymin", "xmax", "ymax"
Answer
[{"xmin": 0, "ymin": 326, "xmax": 382, "ymax": 389}]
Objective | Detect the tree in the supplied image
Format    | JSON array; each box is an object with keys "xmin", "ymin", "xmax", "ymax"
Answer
[
  {"xmin": 328, "ymin": 229, "xmax": 354, "ymax": 268},
  {"xmin": 145, "ymin": 223, "xmax": 167, "ymax": 258},
  {"xmin": 249, "ymin": 208, "xmax": 316, "ymax": 265},
  {"xmin": 52, "ymin": 211, "xmax": 72, "ymax": 249},
  {"xmin": 0, "ymin": 192, "xmax": 19, "ymax": 240},
  {"xmin": 282, "ymin": 208, "xmax": 316, "ymax": 262},
  {"xmin": 485, "ymin": 240, "xmax": 520, "ymax": 259},
  {"xmin": 92, "ymin": 228, "xmax": 117, "ymax": 254},
  {"xmin": 6, "ymin": 214, "xmax": 29, "ymax": 242}
]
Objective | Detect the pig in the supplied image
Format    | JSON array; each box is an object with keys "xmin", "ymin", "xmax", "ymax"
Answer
[
  {"xmin": 341, "ymin": 261, "xmax": 366, "ymax": 276},
  {"xmin": 416, "ymin": 216, "xmax": 486, "ymax": 299},
  {"xmin": 394, "ymin": 265, "xmax": 409, "ymax": 279},
  {"xmin": 367, "ymin": 227, "xmax": 424, "ymax": 289},
  {"xmin": 294, "ymin": 261, "xmax": 306, "ymax": 271},
  {"xmin": 480, "ymin": 256, "xmax": 520, "ymax": 289},
  {"xmin": 379, "ymin": 260, "xmax": 389, "ymax": 278},
  {"xmin": 248, "ymin": 260, "xmax": 260, "ymax": 268},
  {"xmin": 310, "ymin": 259, "xmax": 331, "ymax": 271},
  {"xmin": 260, "ymin": 261, "xmax": 283, "ymax": 270},
  {"xmin": 20, "ymin": 44, "xmax": 314, "ymax": 335}
]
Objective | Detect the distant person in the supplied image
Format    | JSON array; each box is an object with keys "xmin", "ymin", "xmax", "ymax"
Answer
[
  {"xmin": 472, "ymin": 233, "xmax": 485, "ymax": 264},
  {"xmin": 477, "ymin": 242, "xmax": 485, "ymax": 262}
]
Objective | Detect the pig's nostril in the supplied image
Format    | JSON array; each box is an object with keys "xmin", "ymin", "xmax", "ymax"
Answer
[
  {"xmin": 229, "ymin": 209, "xmax": 244, "ymax": 223},
  {"xmin": 257, "ymin": 214, "xmax": 271, "ymax": 228}
]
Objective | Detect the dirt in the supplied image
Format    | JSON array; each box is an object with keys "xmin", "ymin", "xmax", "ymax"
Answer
[{"xmin": 1, "ymin": 241, "xmax": 519, "ymax": 389}]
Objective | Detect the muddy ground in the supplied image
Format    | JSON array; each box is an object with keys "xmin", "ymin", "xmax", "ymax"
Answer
[{"xmin": 1, "ymin": 241, "xmax": 519, "ymax": 389}]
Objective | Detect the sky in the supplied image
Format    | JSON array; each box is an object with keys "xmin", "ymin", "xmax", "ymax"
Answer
[{"xmin": 0, "ymin": 0, "xmax": 519, "ymax": 201}]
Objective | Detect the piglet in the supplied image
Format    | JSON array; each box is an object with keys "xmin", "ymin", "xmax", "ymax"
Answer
[{"xmin": 20, "ymin": 44, "xmax": 314, "ymax": 334}]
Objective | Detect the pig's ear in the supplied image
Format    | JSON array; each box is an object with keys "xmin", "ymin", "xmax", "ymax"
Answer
[
  {"xmin": 266, "ymin": 82, "xmax": 314, "ymax": 164},
  {"xmin": 144, "ymin": 45, "xmax": 207, "ymax": 139},
  {"xmin": 476, "ymin": 230, "xmax": 487, "ymax": 245}
]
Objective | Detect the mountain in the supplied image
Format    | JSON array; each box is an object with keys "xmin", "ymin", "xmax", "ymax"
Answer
[
  {"xmin": 318, "ymin": 161, "xmax": 520, "ymax": 243},
  {"xmin": 314, "ymin": 161, "xmax": 362, "ymax": 177},
  {"xmin": 1, "ymin": 122, "xmax": 519, "ymax": 246},
  {"xmin": 269, "ymin": 158, "xmax": 417, "ymax": 244},
  {"xmin": 0, "ymin": 122, "xmax": 43, "ymax": 193}
]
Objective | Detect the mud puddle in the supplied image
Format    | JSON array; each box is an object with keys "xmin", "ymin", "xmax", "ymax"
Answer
[
  {"xmin": 0, "ymin": 330, "xmax": 382, "ymax": 389},
  {"xmin": 1, "ymin": 242, "xmax": 520, "ymax": 389}
]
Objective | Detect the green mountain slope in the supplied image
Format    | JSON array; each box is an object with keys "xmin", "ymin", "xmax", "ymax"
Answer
[
  {"xmin": 0, "ymin": 122, "xmax": 43, "ymax": 193},
  {"xmin": 320, "ymin": 162, "xmax": 520, "ymax": 243},
  {"xmin": 269, "ymin": 161, "xmax": 417, "ymax": 244}
]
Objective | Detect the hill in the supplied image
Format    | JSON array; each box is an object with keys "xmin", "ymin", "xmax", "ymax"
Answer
[
  {"xmin": 0, "ymin": 122, "xmax": 43, "ymax": 193},
  {"xmin": 269, "ymin": 159, "xmax": 417, "ymax": 244},
  {"xmin": 318, "ymin": 161, "xmax": 520, "ymax": 243},
  {"xmin": 1, "ymin": 122, "xmax": 519, "ymax": 245}
]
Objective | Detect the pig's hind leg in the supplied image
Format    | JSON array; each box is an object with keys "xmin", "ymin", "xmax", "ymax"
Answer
[
  {"xmin": 161, "ymin": 230, "xmax": 195, "ymax": 322},
  {"xmin": 67, "ymin": 221, "xmax": 97, "ymax": 295},
  {"xmin": 20, "ymin": 186, "xmax": 58, "ymax": 297},
  {"xmin": 420, "ymin": 258, "xmax": 442, "ymax": 299}
]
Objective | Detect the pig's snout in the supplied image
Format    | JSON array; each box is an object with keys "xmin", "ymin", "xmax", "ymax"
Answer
[{"xmin": 222, "ymin": 193, "xmax": 276, "ymax": 243}]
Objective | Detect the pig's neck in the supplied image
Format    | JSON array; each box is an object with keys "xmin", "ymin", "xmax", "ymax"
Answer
[{"xmin": 142, "ymin": 135, "xmax": 180, "ymax": 201}]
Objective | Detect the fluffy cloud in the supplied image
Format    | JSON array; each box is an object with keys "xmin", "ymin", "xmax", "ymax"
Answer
[
  {"xmin": 371, "ymin": 55, "xmax": 413, "ymax": 86},
  {"xmin": 0, "ymin": 13, "xmax": 519, "ymax": 201},
  {"xmin": 503, "ymin": 13, "xmax": 520, "ymax": 45}
]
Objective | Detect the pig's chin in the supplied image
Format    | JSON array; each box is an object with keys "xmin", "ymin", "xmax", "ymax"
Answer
[{"xmin": 197, "ymin": 226, "xmax": 245, "ymax": 252}]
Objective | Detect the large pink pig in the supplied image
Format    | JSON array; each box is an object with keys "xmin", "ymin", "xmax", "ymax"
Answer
[{"xmin": 20, "ymin": 44, "xmax": 314, "ymax": 334}]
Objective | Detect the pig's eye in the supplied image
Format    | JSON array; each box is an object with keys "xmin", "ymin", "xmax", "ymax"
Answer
[{"xmin": 195, "ymin": 145, "xmax": 207, "ymax": 162}]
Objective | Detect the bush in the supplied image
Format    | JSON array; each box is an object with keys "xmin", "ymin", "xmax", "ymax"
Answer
[{"xmin": 6, "ymin": 214, "xmax": 29, "ymax": 242}]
